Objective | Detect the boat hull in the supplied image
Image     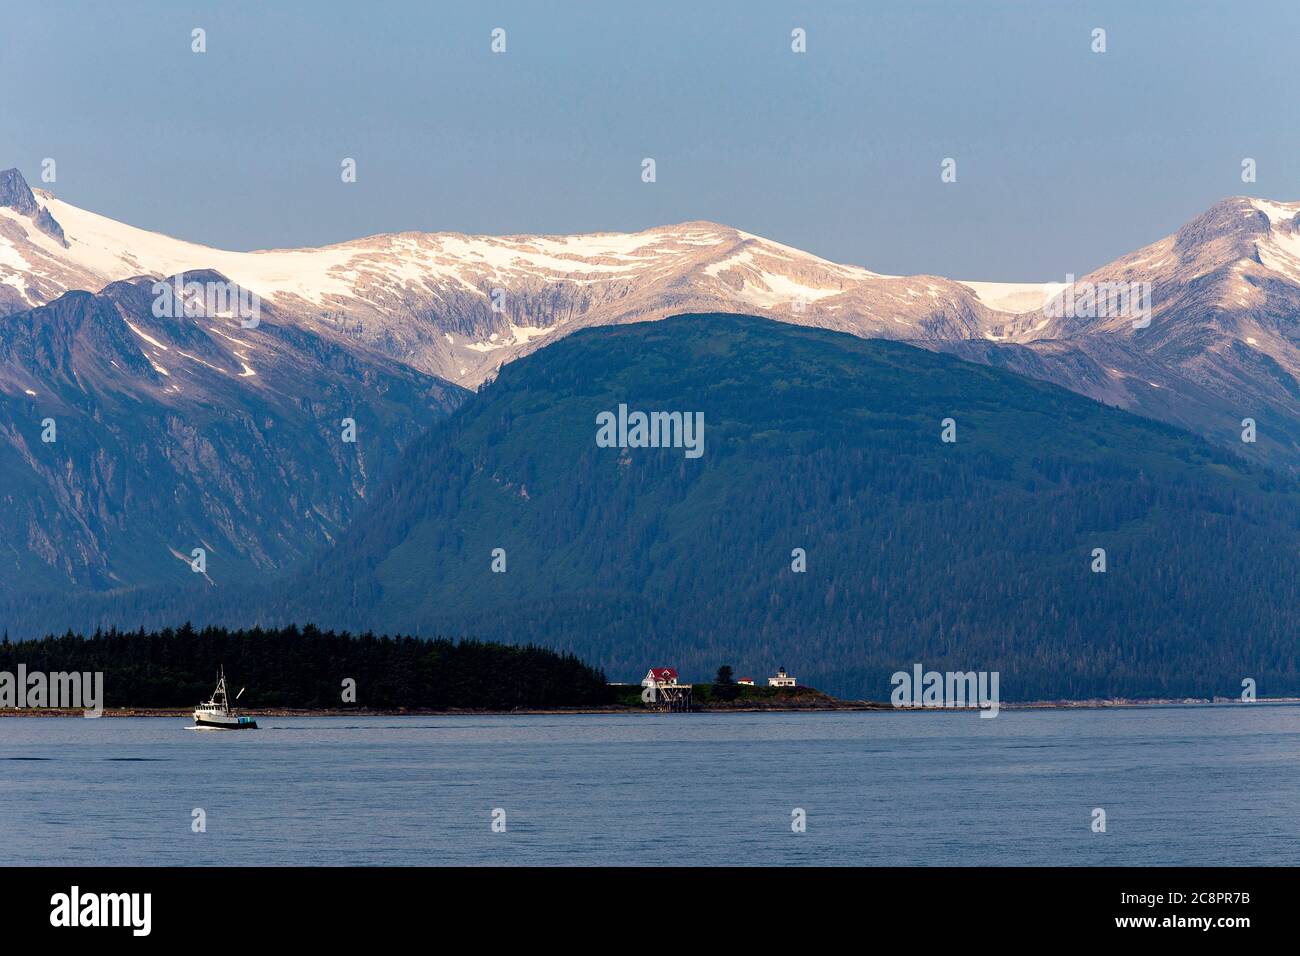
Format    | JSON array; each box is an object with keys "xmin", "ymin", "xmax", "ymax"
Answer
[{"xmin": 193, "ymin": 715, "xmax": 258, "ymax": 730}]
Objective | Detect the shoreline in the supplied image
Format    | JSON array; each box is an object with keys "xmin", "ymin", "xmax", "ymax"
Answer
[{"xmin": 2, "ymin": 697, "xmax": 1296, "ymax": 718}]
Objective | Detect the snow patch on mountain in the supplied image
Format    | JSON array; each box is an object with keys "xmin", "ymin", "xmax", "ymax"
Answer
[
  {"xmin": 125, "ymin": 320, "xmax": 169, "ymax": 351},
  {"xmin": 958, "ymin": 280, "xmax": 1065, "ymax": 314},
  {"xmin": 1249, "ymin": 198, "xmax": 1300, "ymax": 281}
]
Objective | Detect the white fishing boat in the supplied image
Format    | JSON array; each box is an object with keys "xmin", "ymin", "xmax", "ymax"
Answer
[{"xmin": 193, "ymin": 668, "xmax": 257, "ymax": 729}]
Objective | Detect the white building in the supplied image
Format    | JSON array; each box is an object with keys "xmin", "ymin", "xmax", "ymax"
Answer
[{"xmin": 768, "ymin": 667, "xmax": 796, "ymax": 688}]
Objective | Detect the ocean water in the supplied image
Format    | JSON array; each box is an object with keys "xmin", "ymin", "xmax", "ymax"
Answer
[{"xmin": 1, "ymin": 705, "xmax": 1297, "ymax": 866}]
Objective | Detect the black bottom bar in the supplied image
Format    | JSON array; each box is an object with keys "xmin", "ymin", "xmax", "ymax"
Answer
[{"xmin": 0, "ymin": 866, "xmax": 1278, "ymax": 942}]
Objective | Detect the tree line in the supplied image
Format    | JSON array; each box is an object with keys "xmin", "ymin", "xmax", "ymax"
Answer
[{"xmin": 0, "ymin": 624, "xmax": 614, "ymax": 710}]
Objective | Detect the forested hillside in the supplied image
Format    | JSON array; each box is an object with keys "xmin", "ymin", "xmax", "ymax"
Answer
[{"xmin": 274, "ymin": 314, "xmax": 1300, "ymax": 700}]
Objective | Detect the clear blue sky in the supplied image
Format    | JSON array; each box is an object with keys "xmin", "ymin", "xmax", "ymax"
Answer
[{"xmin": 3, "ymin": 0, "xmax": 1296, "ymax": 280}]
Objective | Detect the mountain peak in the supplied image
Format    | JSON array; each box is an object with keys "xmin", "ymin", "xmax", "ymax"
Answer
[
  {"xmin": 0, "ymin": 166, "xmax": 66, "ymax": 246},
  {"xmin": 1175, "ymin": 196, "xmax": 1268, "ymax": 253},
  {"xmin": 0, "ymin": 167, "xmax": 38, "ymax": 215},
  {"xmin": 1166, "ymin": 195, "xmax": 1300, "ymax": 278}
]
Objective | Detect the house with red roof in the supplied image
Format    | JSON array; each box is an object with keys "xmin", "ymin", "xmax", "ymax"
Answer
[{"xmin": 642, "ymin": 667, "xmax": 679, "ymax": 688}]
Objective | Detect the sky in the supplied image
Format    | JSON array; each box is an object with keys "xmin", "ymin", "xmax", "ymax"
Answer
[{"xmin": 3, "ymin": 0, "xmax": 1297, "ymax": 281}]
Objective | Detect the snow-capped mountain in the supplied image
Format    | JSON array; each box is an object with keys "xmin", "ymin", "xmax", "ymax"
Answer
[
  {"xmin": 4, "ymin": 166, "xmax": 1299, "ymax": 469},
  {"xmin": 945, "ymin": 196, "xmax": 1300, "ymax": 466},
  {"xmin": 1, "ymin": 168, "xmax": 1020, "ymax": 387},
  {"xmin": 0, "ymin": 169, "xmax": 467, "ymax": 597}
]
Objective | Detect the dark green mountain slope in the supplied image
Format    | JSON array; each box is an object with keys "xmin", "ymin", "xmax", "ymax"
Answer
[{"xmin": 279, "ymin": 314, "xmax": 1300, "ymax": 700}]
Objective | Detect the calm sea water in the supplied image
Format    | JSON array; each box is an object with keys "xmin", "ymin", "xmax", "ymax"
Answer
[{"xmin": 2, "ymin": 705, "xmax": 1297, "ymax": 866}]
